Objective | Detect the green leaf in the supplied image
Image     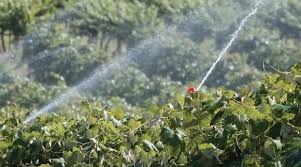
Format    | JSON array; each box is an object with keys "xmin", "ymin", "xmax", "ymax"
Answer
[
  {"xmin": 210, "ymin": 110, "xmax": 225, "ymax": 125},
  {"xmin": 0, "ymin": 141, "xmax": 10, "ymax": 150},
  {"xmin": 155, "ymin": 141, "xmax": 164, "ymax": 150},
  {"xmin": 111, "ymin": 109, "xmax": 125, "ymax": 120},
  {"xmin": 175, "ymin": 129, "xmax": 186, "ymax": 142},
  {"xmin": 242, "ymin": 154, "xmax": 261, "ymax": 167},
  {"xmin": 127, "ymin": 119, "xmax": 141, "ymax": 129},
  {"xmin": 264, "ymin": 137, "xmax": 282, "ymax": 158},
  {"xmin": 39, "ymin": 164, "xmax": 51, "ymax": 167},
  {"xmin": 143, "ymin": 140, "xmax": 158, "ymax": 152},
  {"xmin": 160, "ymin": 127, "xmax": 175, "ymax": 142},
  {"xmin": 198, "ymin": 143, "xmax": 223, "ymax": 160},
  {"xmin": 177, "ymin": 94, "xmax": 185, "ymax": 109},
  {"xmin": 50, "ymin": 158, "xmax": 65, "ymax": 167}
]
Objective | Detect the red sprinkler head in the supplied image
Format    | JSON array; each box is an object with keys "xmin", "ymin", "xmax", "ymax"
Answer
[{"xmin": 187, "ymin": 86, "xmax": 197, "ymax": 94}]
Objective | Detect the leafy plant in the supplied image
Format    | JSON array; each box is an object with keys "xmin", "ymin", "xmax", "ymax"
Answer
[{"xmin": 0, "ymin": 63, "xmax": 300, "ymax": 166}]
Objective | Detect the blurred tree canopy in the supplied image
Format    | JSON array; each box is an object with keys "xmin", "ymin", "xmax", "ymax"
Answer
[
  {"xmin": 0, "ymin": 0, "xmax": 78, "ymax": 52},
  {"xmin": 0, "ymin": 0, "xmax": 300, "ymax": 108}
]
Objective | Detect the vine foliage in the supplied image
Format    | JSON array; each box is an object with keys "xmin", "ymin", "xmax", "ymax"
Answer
[{"xmin": 0, "ymin": 63, "xmax": 301, "ymax": 166}]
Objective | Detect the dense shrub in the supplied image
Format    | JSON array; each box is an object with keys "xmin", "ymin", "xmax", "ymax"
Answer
[
  {"xmin": 0, "ymin": 78, "xmax": 66, "ymax": 109},
  {"xmin": 21, "ymin": 29, "xmax": 114, "ymax": 86},
  {"xmin": 0, "ymin": 63, "xmax": 300, "ymax": 166}
]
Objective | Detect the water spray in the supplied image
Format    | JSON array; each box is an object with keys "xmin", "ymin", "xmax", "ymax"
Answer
[
  {"xmin": 195, "ymin": 0, "xmax": 263, "ymax": 92},
  {"xmin": 23, "ymin": 26, "xmax": 174, "ymax": 124},
  {"xmin": 24, "ymin": 0, "xmax": 264, "ymax": 124}
]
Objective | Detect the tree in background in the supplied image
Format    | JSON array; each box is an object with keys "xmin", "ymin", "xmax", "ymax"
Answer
[
  {"xmin": 1, "ymin": 0, "xmax": 301, "ymax": 108},
  {"xmin": 0, "ymin": 0, "xmax": 78, "ymax": 53}
]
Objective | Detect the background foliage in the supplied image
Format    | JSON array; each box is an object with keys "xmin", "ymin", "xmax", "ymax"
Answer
[{"xmin": 0, "ymin": 0, "xmax": 299, "ymax": 108}]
